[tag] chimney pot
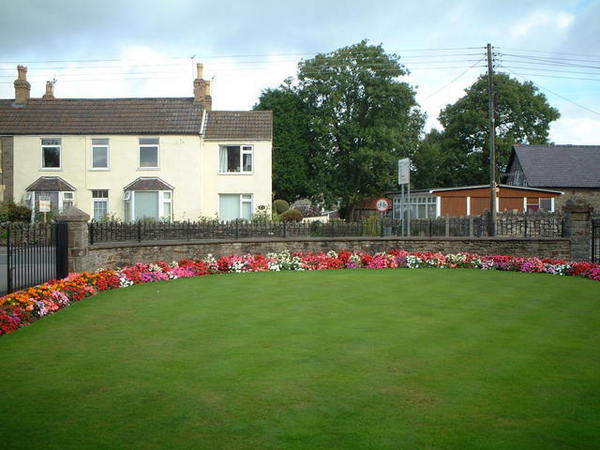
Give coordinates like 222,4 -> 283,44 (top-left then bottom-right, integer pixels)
193,62 -> 211,110
14,65 -> 31,105
42,81 -> 55,100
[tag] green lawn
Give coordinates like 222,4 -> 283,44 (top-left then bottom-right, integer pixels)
1,269 -> 599,449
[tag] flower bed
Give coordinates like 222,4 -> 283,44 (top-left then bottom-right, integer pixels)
1,250 -> 599,336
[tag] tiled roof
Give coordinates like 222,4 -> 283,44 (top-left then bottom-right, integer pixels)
25,176 -> 76,192
203,110 -> 272,140
123,177 -> 174,191
513,145 -> 600,188
0,98 -> 204,135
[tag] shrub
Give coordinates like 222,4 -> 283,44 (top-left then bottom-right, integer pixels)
0,201 -> 32,223
292,199 -> 322,218
281,208 -> 303,222
273,199 -> 290,214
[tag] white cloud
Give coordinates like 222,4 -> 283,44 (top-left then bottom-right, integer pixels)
510,9 -> 574,38
550,117 -> 600,144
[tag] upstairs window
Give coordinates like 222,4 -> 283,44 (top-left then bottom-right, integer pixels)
41,138 -> 61,169
91,139 -> 109,169
219,145 -> 253,173
139,138 -> 159,169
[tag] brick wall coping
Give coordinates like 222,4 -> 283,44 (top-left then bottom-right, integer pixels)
90,236 -> 570,250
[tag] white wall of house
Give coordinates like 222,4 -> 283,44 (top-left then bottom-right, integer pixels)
13,134 -> 272,221
200,139 -> 272,219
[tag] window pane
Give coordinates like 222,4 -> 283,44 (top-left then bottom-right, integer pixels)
163,191 -> 171,200
242,152 -> 252,172
92,146 -> 108,168
242,200 -> 252,220
162,202 -> 171,220
539,198 -> 552,212
93,200 -> 108,221
219,194 -> 240,220
427,204 -> 436,218
42,138 -> 61,146
140,147 -> 158,167
43,147 -> 60,168
92,138 -> 109,145
63,192 -> 74,199
227,146 -> 240,172
134,191 -> 159,220
139,138 -> 159,145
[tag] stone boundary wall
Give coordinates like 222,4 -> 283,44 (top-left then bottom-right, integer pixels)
85,236 -> 571,271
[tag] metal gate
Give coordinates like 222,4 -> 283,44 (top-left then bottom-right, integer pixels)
2,222 -> 69,295
593,218 -> 600,263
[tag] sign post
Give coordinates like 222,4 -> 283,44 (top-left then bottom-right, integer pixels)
375,198 -> 390,237
398,158 -> 411,236
39,199 -> 51,224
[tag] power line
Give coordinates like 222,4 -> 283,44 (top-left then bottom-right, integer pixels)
0,47 -> 484,65
504,69 -> 600,117
500,70 -> 600,82
422,57 -> 485,101
497,47 -> 600,59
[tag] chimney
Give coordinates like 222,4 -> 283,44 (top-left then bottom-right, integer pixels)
42,81 -> 55,100
193,63 -> 212,111
14,65 -> 31,105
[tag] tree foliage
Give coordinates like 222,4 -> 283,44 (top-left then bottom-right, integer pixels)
255,41 -> 424,218
254,83 -> 314,201
414,73 -> 560,188
297,40 -> 424,217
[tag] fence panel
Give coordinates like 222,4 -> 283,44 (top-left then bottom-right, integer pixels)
1,222 -> 68,295
593,218 -> 600,263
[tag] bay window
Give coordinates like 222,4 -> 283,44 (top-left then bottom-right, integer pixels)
124,190 -> 173,221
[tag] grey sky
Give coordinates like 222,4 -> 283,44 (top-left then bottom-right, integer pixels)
1,0 -> 599,143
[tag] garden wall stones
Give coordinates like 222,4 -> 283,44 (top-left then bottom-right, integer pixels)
85,236 -> 571,271
563,200 -> 593,261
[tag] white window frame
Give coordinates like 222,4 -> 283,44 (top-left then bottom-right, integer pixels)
218,193 -> 253,220
90,139 -> 110,170
59,191 -> 74,212
218,145 -> 253,174
125,190 -> 173,221
41,138 -> 62,170
160,191 -> 172,221
138,138 -> 160,170
91,189 -> 109,221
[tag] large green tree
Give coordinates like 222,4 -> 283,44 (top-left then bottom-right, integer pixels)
298,41 -> 424,217
414,73 -> 560,188
297,40 -> 425,218
254,82 -> 314,201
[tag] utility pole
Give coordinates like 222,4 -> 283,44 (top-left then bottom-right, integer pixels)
486,43 -> 497,236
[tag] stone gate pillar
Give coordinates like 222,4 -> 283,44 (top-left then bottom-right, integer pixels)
58,207 -> 90,273
563,200 -> 593,261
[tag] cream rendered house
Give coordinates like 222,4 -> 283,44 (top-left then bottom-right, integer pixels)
0,65 -> 272,222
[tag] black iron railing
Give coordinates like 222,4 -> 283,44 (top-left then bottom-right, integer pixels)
1,222 -> 69,294
88,212 -> 566,244
592,217 -> 600,263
